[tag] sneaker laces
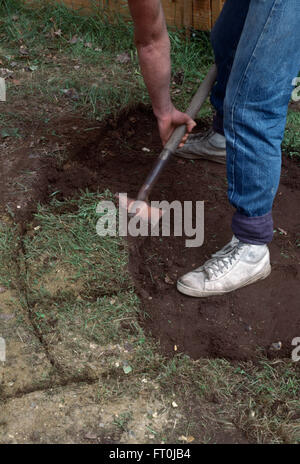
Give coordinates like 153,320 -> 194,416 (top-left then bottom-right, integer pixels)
201,241 -> 244,279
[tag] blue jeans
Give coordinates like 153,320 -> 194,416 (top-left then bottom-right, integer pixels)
210,0 -> 300,244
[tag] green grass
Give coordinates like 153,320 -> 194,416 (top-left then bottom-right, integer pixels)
0,0 -> 213,120
156,355 -> 300,443
283,111 -> 300,159
0,0 -> 134,54
0,0 -> 213,62
24,191 -> 131,300
0,221 -> 21,288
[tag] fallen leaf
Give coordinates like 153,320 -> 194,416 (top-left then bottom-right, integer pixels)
123,363 -> 132,374
85,432 -> 97,440
0,68 -> 13,78
61,88 -> 79,100
19,45 -> 29,56
69,35 -> 78,44
116,52 -> 131,64
54,29 -> 62,37
164,275 -> 174,285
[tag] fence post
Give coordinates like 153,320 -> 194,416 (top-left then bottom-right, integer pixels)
183,0 -> 193,38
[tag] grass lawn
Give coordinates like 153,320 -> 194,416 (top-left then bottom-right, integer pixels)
0,0 -> 299,444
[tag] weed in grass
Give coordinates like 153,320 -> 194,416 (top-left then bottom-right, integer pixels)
113,411 -> 133,432
1,127 -> 22,139
283,111 -> 300,159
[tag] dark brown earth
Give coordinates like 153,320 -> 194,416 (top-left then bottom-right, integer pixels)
1,104 -> 299,361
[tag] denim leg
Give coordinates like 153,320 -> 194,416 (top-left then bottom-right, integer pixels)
210,0 -> 251,134
223,0 -> 300,245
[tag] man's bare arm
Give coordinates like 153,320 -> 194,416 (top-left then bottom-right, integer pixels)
128,0 -> 171,118
128,0 -> 196,145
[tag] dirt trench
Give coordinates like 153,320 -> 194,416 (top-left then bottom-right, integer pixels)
1,104 -> 300,361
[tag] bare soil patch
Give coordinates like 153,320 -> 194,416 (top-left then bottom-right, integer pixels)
1,104 -> 299,362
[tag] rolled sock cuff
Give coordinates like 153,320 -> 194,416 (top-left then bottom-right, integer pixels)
212,112 -> 225,136
232,211 -> 273,245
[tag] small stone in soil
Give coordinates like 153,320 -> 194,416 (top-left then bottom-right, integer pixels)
270,341 -> 282,351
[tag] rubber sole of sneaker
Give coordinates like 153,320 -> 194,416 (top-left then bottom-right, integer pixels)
176,264 -> 271,298
173,151 -> 226,164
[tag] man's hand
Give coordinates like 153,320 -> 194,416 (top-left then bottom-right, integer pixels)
157,105 -> 196,146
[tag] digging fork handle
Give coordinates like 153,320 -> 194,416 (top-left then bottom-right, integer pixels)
137,64 -> 217,202
164,63 -> 217,153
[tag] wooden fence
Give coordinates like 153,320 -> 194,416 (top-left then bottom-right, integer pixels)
53,0 -> 225,31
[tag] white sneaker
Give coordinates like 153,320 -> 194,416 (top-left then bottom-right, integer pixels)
174,129 -> 226,164
177,236 -> 271,297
